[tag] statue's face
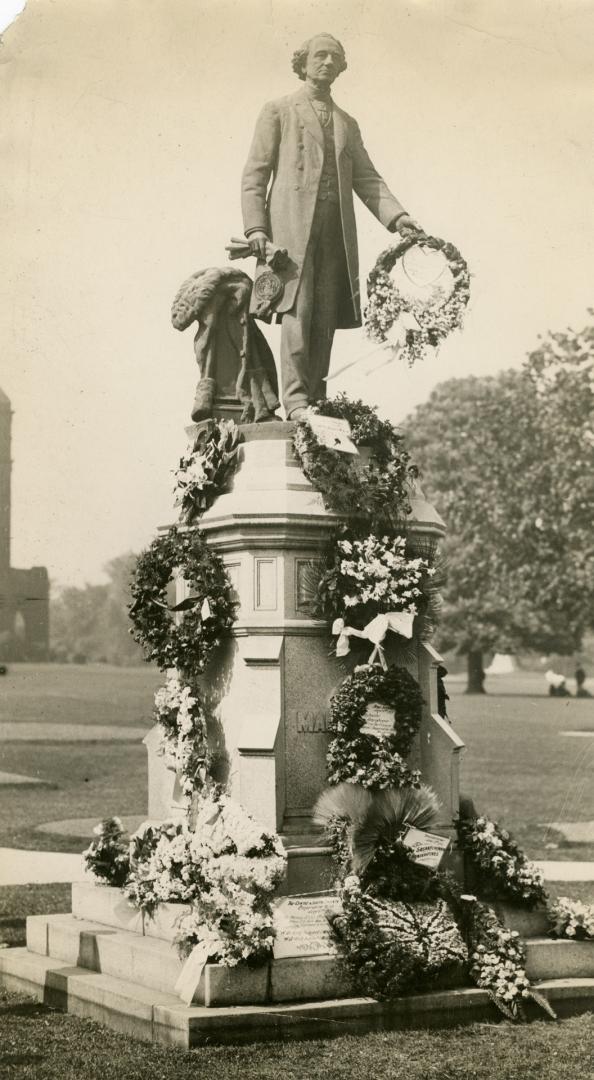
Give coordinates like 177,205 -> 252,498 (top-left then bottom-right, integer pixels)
304,36 -> 343,86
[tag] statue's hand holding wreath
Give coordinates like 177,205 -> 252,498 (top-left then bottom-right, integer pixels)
389,213 -> 426,240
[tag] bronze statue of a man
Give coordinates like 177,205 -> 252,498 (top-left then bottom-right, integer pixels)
241,33 -> 422,420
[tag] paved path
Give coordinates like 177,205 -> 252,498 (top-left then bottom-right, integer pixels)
0,770 -> 48,786
0,722 -> 148,742
535,860 -> 594,882
0,848 -> 91,886
0,847 -> 592,888
544,821 -> 594,844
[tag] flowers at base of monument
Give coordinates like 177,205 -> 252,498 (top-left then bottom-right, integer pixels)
326,664 -> 423,790
83,817 -> 130,888
456,815 -> 548,909
292,394 -> 417,530
124,793 -> 286,966
465,899 -> 556,1022
318,530 -> 434,631
154,673 -> 209,798
315,782 -> 449,906
548,896 -> 594,940
364,235 -> 470,368
173,419 -> 240,524
329,873 -> 468,1001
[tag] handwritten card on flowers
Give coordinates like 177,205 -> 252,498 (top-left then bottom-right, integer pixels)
360,701 -> 396,739
273,894 -> 342,959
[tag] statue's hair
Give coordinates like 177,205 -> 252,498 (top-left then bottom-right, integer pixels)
291,34 -> 347,81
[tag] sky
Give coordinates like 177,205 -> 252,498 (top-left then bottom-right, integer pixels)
1,0 -> 593,588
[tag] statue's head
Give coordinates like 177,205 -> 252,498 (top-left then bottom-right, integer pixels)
292,34 -> 347,86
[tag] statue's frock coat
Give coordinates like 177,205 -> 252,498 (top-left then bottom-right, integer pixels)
241,87 -> 406,328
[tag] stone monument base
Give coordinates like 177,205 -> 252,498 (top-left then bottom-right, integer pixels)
2,880 -> 594,1046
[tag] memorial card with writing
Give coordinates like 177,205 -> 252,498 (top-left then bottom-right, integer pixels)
305,413 -> 358,455
360,701 -> 396,739
272,894 -> 342,960
402,826 -> 450,869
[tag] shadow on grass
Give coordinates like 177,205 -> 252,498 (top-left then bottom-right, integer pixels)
0,998 -> 49,1018
0,1054 -> 46,1066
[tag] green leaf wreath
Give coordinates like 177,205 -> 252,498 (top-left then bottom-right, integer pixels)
128,525 -> 236,679
292,394 -> 417,529
327,664 -> 423,789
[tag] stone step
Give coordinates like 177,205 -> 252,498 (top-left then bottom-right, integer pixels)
71,881 -> 184,942
27,914 -> 188,999
2,946 -> 594,1048
26,913 -> 345,1006
525,937 -> 594,981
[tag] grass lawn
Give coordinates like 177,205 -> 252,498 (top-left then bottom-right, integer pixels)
0,663 -> 161,728
0,884 -> 71,947
0,665 -> 593,1074
0,663 -> 159,851
449,673 -> 594,862
0,986 -> 592,1080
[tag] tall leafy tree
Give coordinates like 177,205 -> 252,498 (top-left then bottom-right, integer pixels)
402,316 -> 594,690
51,552 -> 144,665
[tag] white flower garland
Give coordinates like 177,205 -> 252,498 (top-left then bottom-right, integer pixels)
153,673 -> 209,801
457,815 -> 546,907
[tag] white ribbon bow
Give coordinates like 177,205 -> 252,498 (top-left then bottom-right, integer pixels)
332,610 -> 415,668
385,311 -> 421,354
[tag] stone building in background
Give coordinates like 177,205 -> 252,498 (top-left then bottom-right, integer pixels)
0,387 -> 49,661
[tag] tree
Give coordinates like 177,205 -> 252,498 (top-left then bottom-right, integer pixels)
402,316 -> 594,690
51,551 -> 144,665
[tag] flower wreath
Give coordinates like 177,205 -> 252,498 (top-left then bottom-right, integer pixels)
129,526 -> 236,679
293,394 -> 417,528
174,418 -> 241,525
327,664 -> 423,789
365,235 -> 470,367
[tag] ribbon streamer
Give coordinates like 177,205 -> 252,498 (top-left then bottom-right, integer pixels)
332,610 -> 415,667
174,939 -> 213,1005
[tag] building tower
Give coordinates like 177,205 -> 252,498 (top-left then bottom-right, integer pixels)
0,387 -> 11,578
0,387 -> 49,661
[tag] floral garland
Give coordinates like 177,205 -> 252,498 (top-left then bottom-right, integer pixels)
462,896 -> 555,1021
154,673 -> 209,799
365,235 -> 470,367
128,525 -> 236,679
292,394 -> 417,529
317,529 -> 435,632
174,419 -> 240,525
548,896 -> 594,940
456,815 -> 547,909
123,792 -> 286,964
327,664 -> 423,789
